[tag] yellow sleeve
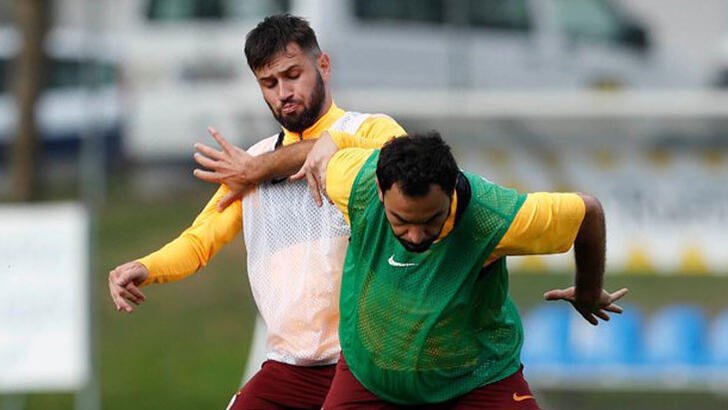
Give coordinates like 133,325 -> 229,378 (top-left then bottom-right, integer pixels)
137,185 -> 242,285
325,148 -> 375,224
329,115 -> 406,149
486,193 -> 585,264
358,114 -> 406,145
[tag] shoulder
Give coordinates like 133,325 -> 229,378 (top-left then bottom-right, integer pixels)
464,173 -> 526,226
361,113 -> 403,130
246,134 -> 279,156
336,110 -> 404,135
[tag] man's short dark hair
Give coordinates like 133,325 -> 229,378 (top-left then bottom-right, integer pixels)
376,132 -> 459,197
244,14 -> 321,72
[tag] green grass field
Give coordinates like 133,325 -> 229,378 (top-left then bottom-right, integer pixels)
3,185 -> 728,409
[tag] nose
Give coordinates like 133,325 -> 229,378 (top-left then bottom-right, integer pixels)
277,80 -> 293,101
403,227 -> 428,245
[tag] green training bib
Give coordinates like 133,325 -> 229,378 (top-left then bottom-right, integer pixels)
340,151 -> 526,404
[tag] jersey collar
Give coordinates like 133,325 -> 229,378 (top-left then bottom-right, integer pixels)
281,102 -> 346,145
436,189 -> 458,241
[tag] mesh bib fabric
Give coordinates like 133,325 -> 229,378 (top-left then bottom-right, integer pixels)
242,112 -> 370,366
340,152 -> 527,404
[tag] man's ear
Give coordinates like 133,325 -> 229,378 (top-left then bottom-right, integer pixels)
376,178 -> 383,202
317,52 -> 331,81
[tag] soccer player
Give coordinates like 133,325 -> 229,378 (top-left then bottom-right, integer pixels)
107,14 -> 405,409
288,131 -> 629,409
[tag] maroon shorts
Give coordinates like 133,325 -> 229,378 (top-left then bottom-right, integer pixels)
227,360 -> 336,409
323,355 -> 541,410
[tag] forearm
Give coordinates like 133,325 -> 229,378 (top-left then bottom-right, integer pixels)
573,194 -> 606,301
138,237 -> 208,285
252,139 -> 316,182
139,185 -> 242,284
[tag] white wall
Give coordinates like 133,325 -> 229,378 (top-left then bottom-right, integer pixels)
622,0 -> 728,84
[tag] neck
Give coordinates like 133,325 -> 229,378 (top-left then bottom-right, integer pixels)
314,93 -> 333,125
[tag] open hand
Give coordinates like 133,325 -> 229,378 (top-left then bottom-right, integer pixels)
544,286 -> 629,326
193,127 -> 256,211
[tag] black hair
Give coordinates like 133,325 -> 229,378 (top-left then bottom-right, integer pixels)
376,132 -> 459,197
244,14 -> 321,72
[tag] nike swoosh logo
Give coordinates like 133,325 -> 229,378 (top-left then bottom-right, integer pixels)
388,255 -> 417,267
512,393 -> 534,402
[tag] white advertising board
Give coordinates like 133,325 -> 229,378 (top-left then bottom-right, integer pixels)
0,202 -> 89,393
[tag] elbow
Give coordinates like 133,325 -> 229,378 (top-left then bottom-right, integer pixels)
580,194 -> 603,219
575,193 -> 605,246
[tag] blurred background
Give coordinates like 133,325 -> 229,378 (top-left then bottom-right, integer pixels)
1,0 -> 728,409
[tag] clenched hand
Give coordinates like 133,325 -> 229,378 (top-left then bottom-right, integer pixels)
108,261 -> 148,313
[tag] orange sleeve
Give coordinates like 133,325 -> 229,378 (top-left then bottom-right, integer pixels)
485,193 -> 585,265
137,185 -> 242,285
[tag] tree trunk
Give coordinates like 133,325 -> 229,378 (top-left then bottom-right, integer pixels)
10,0 -> 49,201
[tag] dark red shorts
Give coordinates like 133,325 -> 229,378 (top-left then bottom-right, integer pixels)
227,360 -> 336,409
323,355 -> 541,410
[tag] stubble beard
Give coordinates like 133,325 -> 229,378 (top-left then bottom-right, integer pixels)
269,71 -> 326,133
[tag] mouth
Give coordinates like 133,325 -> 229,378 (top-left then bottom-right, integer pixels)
281,102 -> 301,115
399,238 -> 435,253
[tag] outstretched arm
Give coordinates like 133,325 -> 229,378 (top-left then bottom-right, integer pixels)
194,127 -> 315,210
195,115 -> 404,210
107,184 -> 242,313
573,194 -> 607,302
544,194 -> 628,325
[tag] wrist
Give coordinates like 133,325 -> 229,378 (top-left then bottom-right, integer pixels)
133,260 -> 152,285
574,287 -> 601,304
324,130 -> 345,149
245,157 -> 264,184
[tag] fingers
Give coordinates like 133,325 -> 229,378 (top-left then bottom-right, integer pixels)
108,262 -> 149,313
543,288 -> 573,301
208,127 -> 235,154
108,279 -> 135,313
217,191 -> 242,212
112,293 -> 134,313
289,166 -> 306,181
545,285 -> 627,325
609,287 -> 629,302
293,160 -> 324,207
594,309 -> 610,322
577,308 -> 599,326
323,188 -> 334,205
194,153 -> 220,170
603,303 -> 623,314
306,171 -> 323,207
194,142 -> 224,161
577,306 -> 598,325
126,283 -> 146,302
318,167 -> 334,205
108,276 -> 125,310
119,287 -> 143,306
290,164 -> 325,207
193,169 -> 221,183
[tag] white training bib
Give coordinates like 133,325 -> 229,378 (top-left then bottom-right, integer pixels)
242,112 -> 370,365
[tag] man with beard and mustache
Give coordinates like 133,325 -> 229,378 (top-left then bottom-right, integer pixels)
107,14 -> 405,409
282,131 -> 629,408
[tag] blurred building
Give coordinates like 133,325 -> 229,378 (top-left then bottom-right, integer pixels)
1,0 -> 726,162
2,0 -> 728,274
